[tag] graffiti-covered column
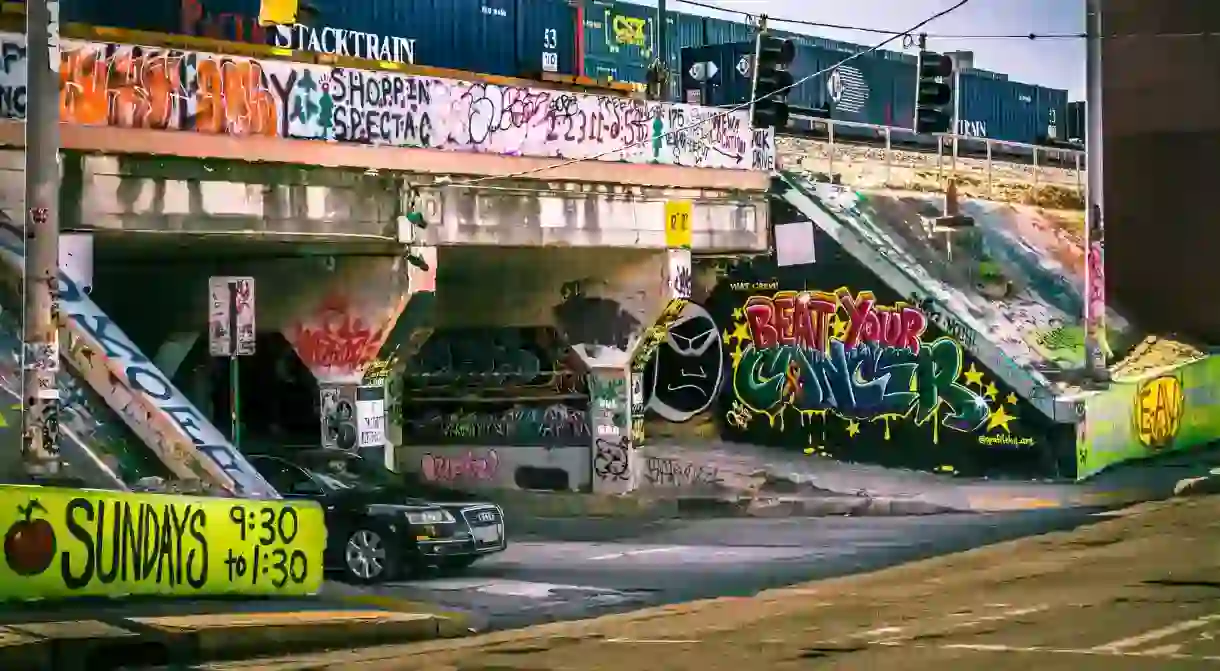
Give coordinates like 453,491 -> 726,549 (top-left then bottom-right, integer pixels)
553,249 -> 690,494
281,250 -> 437,464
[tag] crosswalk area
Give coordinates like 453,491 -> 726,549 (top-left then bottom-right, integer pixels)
836,600 -> 1220,663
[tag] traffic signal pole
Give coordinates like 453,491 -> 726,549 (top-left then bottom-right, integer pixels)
22,0 -> 63,480
747,15 -> 767,125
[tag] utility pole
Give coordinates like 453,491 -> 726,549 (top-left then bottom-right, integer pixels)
1082,0 -> 1108,381
22,0 -> 63,479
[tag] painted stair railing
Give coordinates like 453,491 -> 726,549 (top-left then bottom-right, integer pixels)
777,172 -> 1080,424
0,230 -> 280,498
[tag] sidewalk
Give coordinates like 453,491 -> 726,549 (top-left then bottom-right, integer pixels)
197,492 -> 1220,670
0,592 -> 468,669
485,441 -> 1220,519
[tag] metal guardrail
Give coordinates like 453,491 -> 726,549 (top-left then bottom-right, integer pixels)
785,114 -> 1086,199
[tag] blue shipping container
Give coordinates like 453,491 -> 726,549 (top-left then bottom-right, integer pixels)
36,0 -> 579,80
683,40 -> 1070,148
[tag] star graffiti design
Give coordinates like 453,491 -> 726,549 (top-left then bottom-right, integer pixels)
984,382 -> 998,401
1005,392 -> 1018,406
963,364 -> 985,388
845,420 -> 861,437
986,405 -> 1017,433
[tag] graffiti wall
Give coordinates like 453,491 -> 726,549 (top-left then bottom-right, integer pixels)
409,444 -> 591,491
397,327 -> 588,448
0,33 -> 772,171
1080,354 -> 1220,479
631,226 -> 1069,477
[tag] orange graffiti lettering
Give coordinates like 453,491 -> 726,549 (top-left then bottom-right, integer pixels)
57,45 -> 276,136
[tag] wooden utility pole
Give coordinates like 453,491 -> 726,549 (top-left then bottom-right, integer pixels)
22,0 -> 63,478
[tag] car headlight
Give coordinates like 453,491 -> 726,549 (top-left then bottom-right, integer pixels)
405,509 -> 454,525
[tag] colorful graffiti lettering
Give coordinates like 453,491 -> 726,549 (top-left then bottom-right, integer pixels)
420,449 -> 500,483
727,288 -> 1023,442
1133,375 -> 1184,449
0,33 -> 769,170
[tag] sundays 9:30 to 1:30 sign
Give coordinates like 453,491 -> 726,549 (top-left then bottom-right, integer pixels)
0,485 -> 326,601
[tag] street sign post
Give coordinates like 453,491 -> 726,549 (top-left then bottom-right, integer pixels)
209,276 -> 255,449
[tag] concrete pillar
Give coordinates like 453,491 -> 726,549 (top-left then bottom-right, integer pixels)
554,248 -> 692,493
281,248 -> 437,457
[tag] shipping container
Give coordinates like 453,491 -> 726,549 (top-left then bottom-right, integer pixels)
34,0 -> 579,80
683,40 -> 1070,149
1067,100 -> 1086,143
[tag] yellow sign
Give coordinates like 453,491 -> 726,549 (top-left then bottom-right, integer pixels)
1133,375 -> 1185,449
665,200 -> 693,249
0,486 -> 326,601
259,0 -> 300,26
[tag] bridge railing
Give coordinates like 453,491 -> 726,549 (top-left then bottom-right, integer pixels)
779,115 -> 1086,201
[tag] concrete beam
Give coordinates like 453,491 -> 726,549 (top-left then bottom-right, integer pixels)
0,151 -> 769,253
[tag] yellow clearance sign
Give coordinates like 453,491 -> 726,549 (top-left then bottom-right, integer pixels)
665,200 -> 693,249
0,485 -> 326,601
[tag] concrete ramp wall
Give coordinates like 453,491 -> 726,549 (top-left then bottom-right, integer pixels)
0,232 -> 279,497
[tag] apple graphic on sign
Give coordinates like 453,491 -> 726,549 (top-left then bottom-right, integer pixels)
4,498 -> 56,576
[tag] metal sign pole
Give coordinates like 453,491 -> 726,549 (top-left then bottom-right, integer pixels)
746,15 -> 766,124
228,283 -> 241,449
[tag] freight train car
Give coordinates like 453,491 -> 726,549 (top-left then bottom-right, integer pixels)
26,0 -> 580,80
681,40 -> 1069,155
583,0 -> 1010,96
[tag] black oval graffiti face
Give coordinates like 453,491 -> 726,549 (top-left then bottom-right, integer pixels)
648,303 -> 724,422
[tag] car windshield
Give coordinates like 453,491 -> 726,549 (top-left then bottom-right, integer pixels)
303,453 -> 404,492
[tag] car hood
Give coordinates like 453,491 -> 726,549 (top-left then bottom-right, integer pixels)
328,488 -> 440,509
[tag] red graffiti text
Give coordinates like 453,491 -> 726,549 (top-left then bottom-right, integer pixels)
421,450 -> 500,483
744,288 -> 927,353
289,295 -> 386,375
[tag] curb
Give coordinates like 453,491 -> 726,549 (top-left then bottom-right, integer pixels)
0,609 -> 455,670
325,591 -> 475,636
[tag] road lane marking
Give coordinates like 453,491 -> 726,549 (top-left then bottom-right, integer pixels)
1090,614 -> 1220,652
605,644 -> 702,649
940,642 -> 1220,661
870,605 -> 1049,644
588,546 -> 685,561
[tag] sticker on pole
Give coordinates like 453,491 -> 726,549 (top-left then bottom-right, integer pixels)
209,276 -> 256,357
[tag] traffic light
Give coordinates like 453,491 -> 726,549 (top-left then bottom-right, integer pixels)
752,36 -> 795,129
914,50 -> 954,134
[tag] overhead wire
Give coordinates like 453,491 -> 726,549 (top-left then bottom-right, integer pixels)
673,0 -> 1220,41
445,0 -> 975,187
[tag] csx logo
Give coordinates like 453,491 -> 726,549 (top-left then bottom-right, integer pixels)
612,15 -> 647,47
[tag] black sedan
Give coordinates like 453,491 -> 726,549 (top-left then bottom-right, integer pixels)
248,450 -> 507,584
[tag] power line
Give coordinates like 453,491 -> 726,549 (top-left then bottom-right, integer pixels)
674,0 -> 1219,41
447,0 -> 975,188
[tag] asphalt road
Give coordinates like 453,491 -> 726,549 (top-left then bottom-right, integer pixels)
336,509 -> 1108,632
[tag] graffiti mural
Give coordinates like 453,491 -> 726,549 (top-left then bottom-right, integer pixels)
646,302 -> 724,423
286,294 -> 392,384
398,327 -> 589,447
0,33 -> 771,171
421,449 -> 500,484
718,278 -> 1054,476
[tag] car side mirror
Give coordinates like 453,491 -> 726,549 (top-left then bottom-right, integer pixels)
292,480 -> 323,495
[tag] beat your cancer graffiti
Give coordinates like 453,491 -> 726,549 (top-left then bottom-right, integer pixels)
731,288 -> 1001,433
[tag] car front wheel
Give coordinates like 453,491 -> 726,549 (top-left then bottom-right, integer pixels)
344,528 -> 395,584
